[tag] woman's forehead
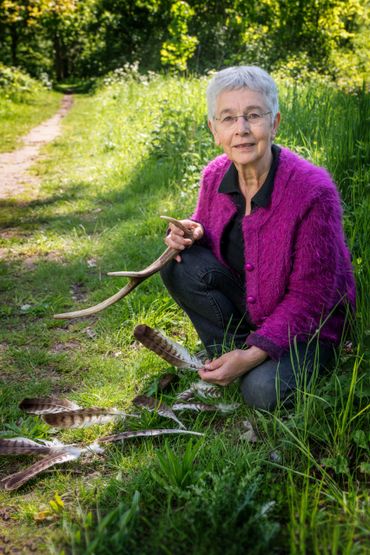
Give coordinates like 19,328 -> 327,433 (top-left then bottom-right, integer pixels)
215,88 -> 266,112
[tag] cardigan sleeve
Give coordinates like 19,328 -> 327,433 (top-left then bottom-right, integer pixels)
246,186 -> 348,360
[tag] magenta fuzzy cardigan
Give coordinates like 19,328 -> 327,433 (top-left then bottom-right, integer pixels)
191,147 -> 356,360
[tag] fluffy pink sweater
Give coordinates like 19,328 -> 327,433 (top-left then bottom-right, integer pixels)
192,147 -> 356,360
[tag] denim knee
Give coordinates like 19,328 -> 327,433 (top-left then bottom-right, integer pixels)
240,366 -> 282,411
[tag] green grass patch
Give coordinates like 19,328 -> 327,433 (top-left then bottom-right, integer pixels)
0,72 -> 369,554
0,88 -> 62,152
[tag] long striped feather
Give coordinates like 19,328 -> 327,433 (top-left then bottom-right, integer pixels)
133,395 -> 185,429
99,428 -> 204,444
0,450 -> 80,491
0,437 -> 52,456
133,325 -> 203,370
19,397 -> 81,414
172,402 -> 240,413
0,441 -> 104,491
42,408 -> 137,429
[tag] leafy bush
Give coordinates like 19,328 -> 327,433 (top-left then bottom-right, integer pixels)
0,63 -> 45,101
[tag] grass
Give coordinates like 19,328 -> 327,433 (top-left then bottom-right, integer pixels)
0,88 -> 62,152
0,70 -> 369,554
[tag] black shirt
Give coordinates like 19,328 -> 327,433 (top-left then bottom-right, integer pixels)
219,144 -> 281,275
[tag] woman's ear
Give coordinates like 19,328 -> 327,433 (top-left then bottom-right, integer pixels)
208,119 -> 221,146
272,112 -> 281,139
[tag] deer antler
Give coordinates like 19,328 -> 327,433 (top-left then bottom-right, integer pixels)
53,216 -> 193,319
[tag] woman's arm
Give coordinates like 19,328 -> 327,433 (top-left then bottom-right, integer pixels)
247,187 -> 351,360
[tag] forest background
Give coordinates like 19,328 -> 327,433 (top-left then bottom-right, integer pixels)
0,0 -> 369,86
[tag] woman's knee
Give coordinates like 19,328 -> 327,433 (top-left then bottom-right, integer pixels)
240,368 -> 280,411
160,245 -> 217,298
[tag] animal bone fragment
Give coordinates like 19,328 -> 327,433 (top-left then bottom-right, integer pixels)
99,428 -> 204,444
133,395 -> 185,429
133,324 -> 203,370
53,216 -> 193,319
0,438 -> 103,491
19,397 -> 81,414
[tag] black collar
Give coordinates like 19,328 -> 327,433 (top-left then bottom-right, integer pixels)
218,144 -> 281,208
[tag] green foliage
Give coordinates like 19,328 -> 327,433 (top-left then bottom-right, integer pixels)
0,0 -> 369,83
160,1 -> 198,72
0,63 -> 43,99
152,438 -> 204,493
0,75 -> 369,553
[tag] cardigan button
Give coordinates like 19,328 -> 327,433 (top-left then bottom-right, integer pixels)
247,296 -> 256,304
245,263 -> 254,271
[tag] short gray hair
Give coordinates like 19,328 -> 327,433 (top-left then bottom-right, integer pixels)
206,66 -> 279,121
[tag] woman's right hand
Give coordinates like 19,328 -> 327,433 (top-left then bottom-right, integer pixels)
165,219 -> 204,262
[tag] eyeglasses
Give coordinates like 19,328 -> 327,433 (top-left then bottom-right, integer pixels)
214,111 -> 272,128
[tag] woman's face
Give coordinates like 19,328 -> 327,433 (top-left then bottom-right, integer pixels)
209,88 -> 280,170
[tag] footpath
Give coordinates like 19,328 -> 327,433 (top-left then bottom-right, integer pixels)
0,94 -> 73,200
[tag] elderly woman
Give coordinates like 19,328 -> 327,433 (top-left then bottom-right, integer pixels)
160,66 -> 355,410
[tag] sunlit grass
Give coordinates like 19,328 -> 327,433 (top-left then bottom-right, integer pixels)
0,89 -> 62,152
0,72 -> 369,554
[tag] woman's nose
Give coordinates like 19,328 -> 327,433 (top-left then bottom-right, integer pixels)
235,115 -> 250,133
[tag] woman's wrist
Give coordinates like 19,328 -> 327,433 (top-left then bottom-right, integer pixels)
240,346 -> 268,370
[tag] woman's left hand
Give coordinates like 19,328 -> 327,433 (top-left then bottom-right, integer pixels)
198,346 -> 268,386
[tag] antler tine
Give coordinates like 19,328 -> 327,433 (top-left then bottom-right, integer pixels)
54,279 -> 141,319
107,217 -> 193,278
53,216 -> 193,319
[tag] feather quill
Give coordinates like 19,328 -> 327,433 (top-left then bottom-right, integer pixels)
133,325 -> 203,370
19,397 -> 81,414
42,407 -> 137,429
172,402 -> 240,414
133,395 -> 185,429
99,428 -> 204,444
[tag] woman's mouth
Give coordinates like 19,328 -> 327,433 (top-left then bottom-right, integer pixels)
233,142 -> 255,149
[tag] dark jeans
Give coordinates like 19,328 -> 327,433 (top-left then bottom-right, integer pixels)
160,245 -> 334,410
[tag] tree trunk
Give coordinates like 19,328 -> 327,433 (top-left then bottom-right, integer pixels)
54,33 -> 63,81
10,26 -> 18,66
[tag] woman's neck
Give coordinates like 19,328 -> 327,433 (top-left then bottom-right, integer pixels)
236,148 -> 273,196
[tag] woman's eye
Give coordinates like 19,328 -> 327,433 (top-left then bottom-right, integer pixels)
248,113 -> 261,121
222,116 -> 234,123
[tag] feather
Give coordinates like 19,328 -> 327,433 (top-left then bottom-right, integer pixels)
176,381 -> 222,401
176,387 -> 195,401
193,381 -> 222,399
133,395 -> 185,429
19,397 -> 81,414
0,437 -> 51,456
133,325 -> 203,370
0,441 -> 104,491
172,402 -> 240,413
158,373 -> 178,392
42,408 -> 136,429
172,402 -> 219,412
0,450 -> 81,491
99,428 -> 204,444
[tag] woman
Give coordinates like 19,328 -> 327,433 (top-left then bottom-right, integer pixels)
160,66 -> 355,410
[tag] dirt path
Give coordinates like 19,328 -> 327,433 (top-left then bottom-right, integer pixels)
0,94 -> 73,200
